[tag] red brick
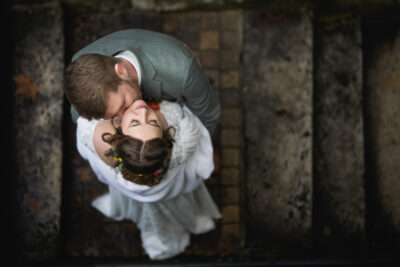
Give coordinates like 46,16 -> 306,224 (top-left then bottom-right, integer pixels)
220,89 -> 240,107
201,12 -> 219,30
221,70 -> 239,88
213,147 -> 220,174
222,205 -> 240,223
221,223 -> 241,240
182,12 -> 202,31
221,108 -> 241,127
221,186 -> 240,204
222,148 -> 240,166
220,49 -> 240,69
200,31 -> 220,50
220,10 -> 241,31
201,50 -> 220,68
221,128 -> 241,147
221,167 -> 240,185
222,31 -> 241,48
163,13 -> 181,33
178,31 -> 200,50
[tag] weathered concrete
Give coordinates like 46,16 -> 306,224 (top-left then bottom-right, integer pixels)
129,0 -> 400,13
364,23 -> 400,241
11,3 -> 64,260
313,16 -> 365,246
243,11 -> 313,246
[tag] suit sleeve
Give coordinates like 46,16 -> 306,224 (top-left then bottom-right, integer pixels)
182,57 -> 221,135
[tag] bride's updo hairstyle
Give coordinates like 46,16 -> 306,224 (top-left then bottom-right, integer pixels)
102,120 -> 175,186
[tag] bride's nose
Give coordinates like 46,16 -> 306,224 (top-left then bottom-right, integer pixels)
132,106 -> 149,118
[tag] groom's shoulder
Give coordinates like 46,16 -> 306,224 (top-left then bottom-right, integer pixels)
72,29 -> 191,63
101,29 -> 181,45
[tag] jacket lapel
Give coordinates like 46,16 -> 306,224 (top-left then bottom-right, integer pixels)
135,51 -> 161,101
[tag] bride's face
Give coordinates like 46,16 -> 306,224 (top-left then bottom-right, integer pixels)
121,100 -> 163,141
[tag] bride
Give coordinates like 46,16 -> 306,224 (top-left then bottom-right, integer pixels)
76,99 -> 221,260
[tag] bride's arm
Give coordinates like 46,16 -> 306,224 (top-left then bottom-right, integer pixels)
92,120 -> 117,167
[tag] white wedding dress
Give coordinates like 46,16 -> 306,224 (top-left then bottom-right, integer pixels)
76,101 -> 221,260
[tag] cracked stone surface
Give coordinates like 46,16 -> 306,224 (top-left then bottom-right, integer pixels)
313,18 -> 366,246
242,11 -> 313,247
12,3 -> 64,260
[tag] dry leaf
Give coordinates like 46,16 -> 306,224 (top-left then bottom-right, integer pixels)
76,167 -> 92,183
13,73 -> 40,102
27,198 -> 38,214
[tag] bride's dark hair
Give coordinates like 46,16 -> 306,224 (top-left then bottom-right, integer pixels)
102,119 -> 175,186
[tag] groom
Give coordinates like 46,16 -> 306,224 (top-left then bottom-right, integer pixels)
64,29 -> 220,135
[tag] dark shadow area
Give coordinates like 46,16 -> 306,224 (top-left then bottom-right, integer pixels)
312,12 -> 366,253
59,2 -> 74,261
362,16 -> 400,255
2,0 -> 19,263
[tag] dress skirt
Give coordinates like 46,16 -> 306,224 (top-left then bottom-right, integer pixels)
92,181 -> 221,260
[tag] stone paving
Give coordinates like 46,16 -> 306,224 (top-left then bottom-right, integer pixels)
7,1 -> 400,265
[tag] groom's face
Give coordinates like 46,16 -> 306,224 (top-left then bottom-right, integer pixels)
104,80 -> 142,119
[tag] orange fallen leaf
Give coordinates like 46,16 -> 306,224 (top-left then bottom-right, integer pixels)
299,6 -> 308,13
76,167 -> 92,182
265,10 -> 283,23
27,198 -> 38,213
13,73 -> 40,102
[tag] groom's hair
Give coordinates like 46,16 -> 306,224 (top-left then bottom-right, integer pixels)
64,54 -> 123,119
102,125 -> 176,186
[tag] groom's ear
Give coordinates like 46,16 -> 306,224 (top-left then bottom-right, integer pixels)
114,63 -> 129,80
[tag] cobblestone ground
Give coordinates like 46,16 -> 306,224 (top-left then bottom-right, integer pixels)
62,10 -> 243,261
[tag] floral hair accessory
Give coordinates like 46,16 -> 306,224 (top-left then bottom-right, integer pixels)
114,163 -> 123,174
148,101 -> 160,110
113,156 -> 123,162
105,150 -> 124,174
153,167 -> 163,176
105,147 -> 172,177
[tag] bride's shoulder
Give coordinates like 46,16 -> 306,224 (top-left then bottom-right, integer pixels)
77,117 -> 100,145
76,117 -> 116,166
159,100 -> 182,112
93,120 -> 115,141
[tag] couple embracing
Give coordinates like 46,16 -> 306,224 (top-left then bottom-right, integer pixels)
64,29 -> 222,260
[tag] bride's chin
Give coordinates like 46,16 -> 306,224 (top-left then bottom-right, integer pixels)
133,99 -> 147,106
125,100 -> 145,114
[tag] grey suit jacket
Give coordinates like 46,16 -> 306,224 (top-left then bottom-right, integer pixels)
71,29 -> 220,135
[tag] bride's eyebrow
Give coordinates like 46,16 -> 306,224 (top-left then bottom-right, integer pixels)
130,120 -> 160,128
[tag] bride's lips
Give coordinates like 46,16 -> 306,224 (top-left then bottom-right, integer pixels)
135,105 -> 148,110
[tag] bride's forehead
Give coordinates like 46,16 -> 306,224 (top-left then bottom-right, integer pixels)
122,124 -> 162,141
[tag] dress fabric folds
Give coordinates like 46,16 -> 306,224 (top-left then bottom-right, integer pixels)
76,101 -> 221,260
